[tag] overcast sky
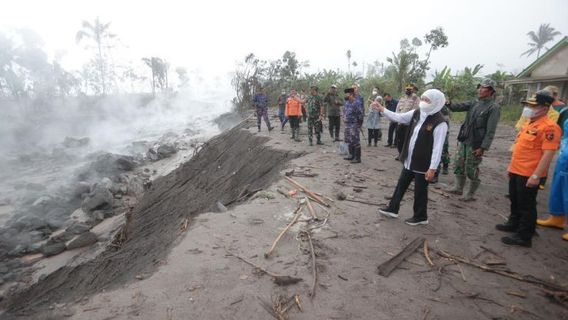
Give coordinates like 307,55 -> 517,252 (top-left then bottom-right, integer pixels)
1,0 -> 567,84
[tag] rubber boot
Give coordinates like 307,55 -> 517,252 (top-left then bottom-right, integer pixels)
290,127 -> 295,139
447,175 -> 466,195
350,147 -> 361,163
344,146 -> 354,161
316,134 -> 324,145
537,215 -> 566,229
294,128 -> 301,142
460,180 -> 480,202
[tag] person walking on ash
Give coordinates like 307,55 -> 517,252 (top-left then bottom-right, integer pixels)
373,89 -> 448,226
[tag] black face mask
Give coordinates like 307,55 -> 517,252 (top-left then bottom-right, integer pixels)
405,90 -> 412,96
344,96 -> 350,101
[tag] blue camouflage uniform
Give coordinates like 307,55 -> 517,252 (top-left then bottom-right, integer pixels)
253,92 -> 272,131
344,98 -> 364,148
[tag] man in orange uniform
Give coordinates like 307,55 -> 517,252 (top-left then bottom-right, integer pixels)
285,89 -> 304,142
496,90 -> 561,247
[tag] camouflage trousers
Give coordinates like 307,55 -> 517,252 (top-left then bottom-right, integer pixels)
441,134 -> 450,168
256,107 -> 271,129
453,143 -> 483,182
344,123 -> 361,148
307,117 -> 323,142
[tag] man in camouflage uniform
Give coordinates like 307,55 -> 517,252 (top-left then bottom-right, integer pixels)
277,90 -> 289,131
343,87 -> 364,163
306,86 -> 325,146
446,78 -> 501,201
395,84 -> 420,157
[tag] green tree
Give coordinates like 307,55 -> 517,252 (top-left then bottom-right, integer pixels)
76,17 -> 116,95
521,23 -> 561,58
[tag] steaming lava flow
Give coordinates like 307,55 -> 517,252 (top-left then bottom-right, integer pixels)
2,124 -> 299,317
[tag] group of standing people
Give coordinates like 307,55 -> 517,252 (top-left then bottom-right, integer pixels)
255,80 -> 568,247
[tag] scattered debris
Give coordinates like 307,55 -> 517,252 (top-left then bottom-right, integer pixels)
378,237 -> 425,277
265,203 -> 303,258
423,240 -> 434,267
284,176 -> 329,207
228,251 -> 302,286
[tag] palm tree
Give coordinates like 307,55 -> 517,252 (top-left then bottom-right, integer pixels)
521,23 -> 561,59
76,17 -> 115,95
386,50 -> 412,94
346,50 -> 351,73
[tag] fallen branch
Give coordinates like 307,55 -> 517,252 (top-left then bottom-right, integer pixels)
423,240 -> 434,267
265,203 -> 303,258
437,250 -> 568,293
228,251 -> 302,286
343,198 -> 381,206
378,237 -> 426,277
314,192 -> 335,203
284,176 -> 329,207
305,197 -> 319,220
304,231 -> 317,300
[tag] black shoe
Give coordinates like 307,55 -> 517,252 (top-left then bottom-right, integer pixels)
384,144 -> 392,147
501,235 -> 532,248
268,126 -> 274,132
317,140 -> 324,145
344,146 -> 355,161
334,138 -> 341,142
495,221 -> 518,232
394,156 -> 400,161
378,206 -> 398,218
257,127 -> 261,132
405,217 -> 429,226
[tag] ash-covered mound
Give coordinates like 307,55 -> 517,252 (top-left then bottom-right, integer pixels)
4,126 -> 299,317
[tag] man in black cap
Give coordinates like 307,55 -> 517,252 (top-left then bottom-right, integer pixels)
446,78 -> 501,201
324,84 -> 343,141
343,88 -> 364,163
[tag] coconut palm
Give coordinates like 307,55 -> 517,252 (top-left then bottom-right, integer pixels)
76,17 -> 116,95
521,23 -> 561,59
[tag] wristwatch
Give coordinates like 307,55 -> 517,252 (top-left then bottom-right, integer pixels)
530,174 -> 539,180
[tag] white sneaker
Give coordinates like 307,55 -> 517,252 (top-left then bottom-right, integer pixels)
378,208 -> 399,218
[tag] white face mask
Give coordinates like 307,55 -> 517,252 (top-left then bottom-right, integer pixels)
522,106 -> 537,118
419,100 -> 436,115
372,90 -> 378,95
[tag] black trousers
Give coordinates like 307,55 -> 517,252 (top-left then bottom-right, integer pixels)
367,129 -> 381,145
387,168 -> 429,220
387,122 -> 397,146
328,116 -> 341,139
288,116 -> 300,129
396,124 -> 408,154
508,173 -> 539,240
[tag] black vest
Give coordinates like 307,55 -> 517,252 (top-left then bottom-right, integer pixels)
400,110 -> 445,172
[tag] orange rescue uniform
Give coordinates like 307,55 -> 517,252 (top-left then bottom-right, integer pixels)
508,116 -> 561,177
285,97 -> 302,117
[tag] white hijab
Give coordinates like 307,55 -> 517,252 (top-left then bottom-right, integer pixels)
419,89 -> 446,116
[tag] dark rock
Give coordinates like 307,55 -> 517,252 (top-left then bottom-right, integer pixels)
81,185 -> 113,213
156,144 -> 177,158
115,156 -> 136,171
63,137 -> 90,148
65,222 -> 91,235
66,232 -> 97,250
41,242 -> 66,257
8,245 -> 26,257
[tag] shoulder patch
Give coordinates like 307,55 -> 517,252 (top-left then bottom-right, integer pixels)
545,131 -> 555,141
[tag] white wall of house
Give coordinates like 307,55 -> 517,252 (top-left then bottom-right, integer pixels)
531,45 -> 568,78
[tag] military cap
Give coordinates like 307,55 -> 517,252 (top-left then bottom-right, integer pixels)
310,85 -> 319,91
331,84 -> 337,88
522,90 -> 554,107
477,78 -> 497,90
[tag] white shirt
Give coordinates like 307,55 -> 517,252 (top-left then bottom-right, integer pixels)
382,109 -> 448,173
